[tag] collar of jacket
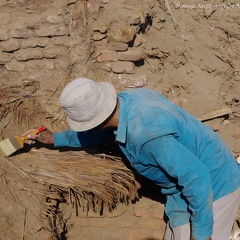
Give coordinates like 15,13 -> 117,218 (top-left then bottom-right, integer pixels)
114,96 -> 127,143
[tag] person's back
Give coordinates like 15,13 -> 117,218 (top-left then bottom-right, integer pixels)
117,87 -> 239,200
117,87 -> 240,239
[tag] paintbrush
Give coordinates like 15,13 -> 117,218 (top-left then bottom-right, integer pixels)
0,126 -> 46,157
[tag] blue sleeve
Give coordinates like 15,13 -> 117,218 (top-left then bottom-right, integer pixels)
139,135 -> 213,240
53,128 -> 115,148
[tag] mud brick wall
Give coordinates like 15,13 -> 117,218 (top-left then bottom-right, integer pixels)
93,21 -> 148,88
89,0 -> 156,89
0,1 -> 71,93
65,195 -> 166,240
0,0 -> 155,90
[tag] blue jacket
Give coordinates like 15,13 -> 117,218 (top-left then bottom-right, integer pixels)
54,88 -> 240,240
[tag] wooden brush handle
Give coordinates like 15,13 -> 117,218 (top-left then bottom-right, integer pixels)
30,126 -> 46,135
23,126 -> 46,140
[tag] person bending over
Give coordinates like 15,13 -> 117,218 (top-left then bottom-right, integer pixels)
26,78 -> 240,240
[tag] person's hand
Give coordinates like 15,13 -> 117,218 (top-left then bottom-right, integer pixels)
22,126 -> 54,145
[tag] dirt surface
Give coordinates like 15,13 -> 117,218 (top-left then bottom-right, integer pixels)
0,0 -> 240,240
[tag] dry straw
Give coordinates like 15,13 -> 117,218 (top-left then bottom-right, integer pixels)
23,150 -> 140,214
9,149 -> 141,238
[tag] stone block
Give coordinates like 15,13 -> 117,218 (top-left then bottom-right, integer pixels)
51,36 -> 70,47
137,217 -> 161,230
131,197 -> 154,217
151,203 -> 165,220
93,32 -> 106,41
0,28 -> 10,41
100,62 -> 112,72
133,34 -> 143,47
107,24 -> 137,43
112,61 -> 135,73
118,49 -> 144,61
103,227 -> 124,239
46,15 -> 63,24
0,39 -> 20,52
43,47 -> 69,59
0,52 -> 13,64
108,42 -> 128,52
35,25 -> 68,37
75,227 -> 103,239
26,59 -> 55,70
14,49 -> 44,61
21,38 -> 49,48
131,207 -> 149,218
118,74 -> 147,88
124,228 -> 155,240
152,227 -> 165,240
119,9 -> 142,25
5,59 -> 26,72
94,39 -> 108,48
97,50 -> 118,62
12,25 -> 32,39
90,218 -> 112,228
114,213 -> 138,228
103,203 -> 132,217
55,58 -> 70,69
93,21 -> 109,33
71,218 -> 91,227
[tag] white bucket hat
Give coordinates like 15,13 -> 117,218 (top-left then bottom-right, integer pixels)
60,78 -> 117,131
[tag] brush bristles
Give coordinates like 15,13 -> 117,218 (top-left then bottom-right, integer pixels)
0,138 -> 22,156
